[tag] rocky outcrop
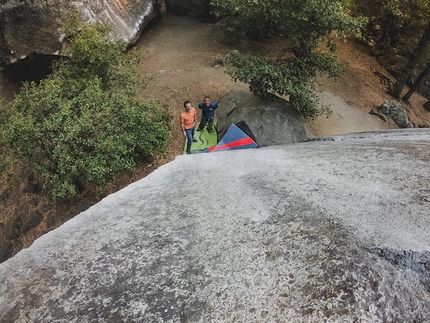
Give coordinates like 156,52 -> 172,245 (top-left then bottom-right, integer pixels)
165,0 -> 210,17
0,0 -> 162,64
375,100 -> 414,128
1,129 -> 429,322
216,90 -> 313,146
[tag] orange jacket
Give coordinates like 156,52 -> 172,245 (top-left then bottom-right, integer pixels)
180,107 -> 197,130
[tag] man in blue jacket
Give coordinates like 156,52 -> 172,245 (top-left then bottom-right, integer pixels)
196,96 -> 218,133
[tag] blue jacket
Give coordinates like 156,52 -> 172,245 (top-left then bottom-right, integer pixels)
198,101 -> 218,119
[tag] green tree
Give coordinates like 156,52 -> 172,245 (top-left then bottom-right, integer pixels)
211,0 -> 362,119
346,0 -> 430,100
389,21 -> 430,98
1,22 -> 172,201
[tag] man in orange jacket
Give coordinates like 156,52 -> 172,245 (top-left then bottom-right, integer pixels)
180,100 -> 198,154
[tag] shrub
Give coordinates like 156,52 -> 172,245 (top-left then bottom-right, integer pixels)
1,23 -> 172,201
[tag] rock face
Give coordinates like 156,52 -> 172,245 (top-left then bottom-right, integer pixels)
377,99 -> 414,128
0,0 -> 161,64
216,90 -> 313,146
1,129 -> 429,322
165,0 -> 210,17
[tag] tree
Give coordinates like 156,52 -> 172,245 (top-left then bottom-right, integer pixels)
389,20 -> 430,98
345,0 -> 430,100
402,63 -> 429,102
211,0 -> 362,119
345,0 -> 430,49
1,22 -> 172,201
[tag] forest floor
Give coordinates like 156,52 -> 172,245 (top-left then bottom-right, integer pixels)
1,8 -> 430,261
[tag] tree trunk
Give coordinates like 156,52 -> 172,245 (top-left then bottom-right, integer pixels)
402,66 -> 430,102
390,21 -> 430,98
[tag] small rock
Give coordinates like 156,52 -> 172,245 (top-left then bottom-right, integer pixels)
5,216 -> 22,240
0,241 -> 14,263
21,212 -> 43,234
46,215 -> 58,229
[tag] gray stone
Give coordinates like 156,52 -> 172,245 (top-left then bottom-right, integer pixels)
0,0 -> 162,64
0,129 -> 429,322
216,90 -> 313,146
0,242 -> 14,264
377,99 -> 414,128
4,216 -> 21,240
21,212 -> 43,234
211,17 -> 249,46
165,0 -> 210,17
46,215 -> 58,229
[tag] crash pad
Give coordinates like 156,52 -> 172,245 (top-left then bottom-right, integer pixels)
183,122 -> 218,154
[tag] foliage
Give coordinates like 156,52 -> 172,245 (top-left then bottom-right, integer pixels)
1,22 -> 172,201
345,0 -> 430,99
211,0 -> 362,118
345,0 -> 430,50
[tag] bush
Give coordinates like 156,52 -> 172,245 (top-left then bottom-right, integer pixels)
1,23 -> 172,201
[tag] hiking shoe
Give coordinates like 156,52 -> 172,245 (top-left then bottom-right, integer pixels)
193,138 -> 198,142
207,128 -> 212,133
187,150 -> 192,154
196,128 -> 203,132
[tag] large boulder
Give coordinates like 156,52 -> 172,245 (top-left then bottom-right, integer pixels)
0,0 -> 162,64
0,130 -> 430,321
377,100 -> 414,128
216,90 -> 313,146
165,0 -> 210,17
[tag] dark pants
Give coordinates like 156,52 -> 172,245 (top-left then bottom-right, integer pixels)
198,117 -> 214,131
185,126 -> 195,154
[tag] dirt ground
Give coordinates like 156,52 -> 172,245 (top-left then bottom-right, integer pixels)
1,8 -> 430,261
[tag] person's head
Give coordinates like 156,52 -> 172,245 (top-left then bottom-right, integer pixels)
203,96 -> 211,106
184,100 -> 192,110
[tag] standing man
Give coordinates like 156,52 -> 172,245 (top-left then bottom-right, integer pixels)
197,96 -> 218,133
180,100 -> 198,154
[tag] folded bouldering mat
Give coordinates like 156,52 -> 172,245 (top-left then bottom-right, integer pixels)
209,123 -> 258,152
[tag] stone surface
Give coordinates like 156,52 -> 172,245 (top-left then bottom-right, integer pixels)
377,99 -> 414,128
165,0 -> 210,17
0,129 -> 429,322
216,90 -> 313,146
0,0 -> 161,64
211,17 -> 249,46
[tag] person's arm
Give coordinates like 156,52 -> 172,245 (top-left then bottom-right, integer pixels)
181,122 -> 186,136
212,102 -> 219,110
180,115 -> 186,136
